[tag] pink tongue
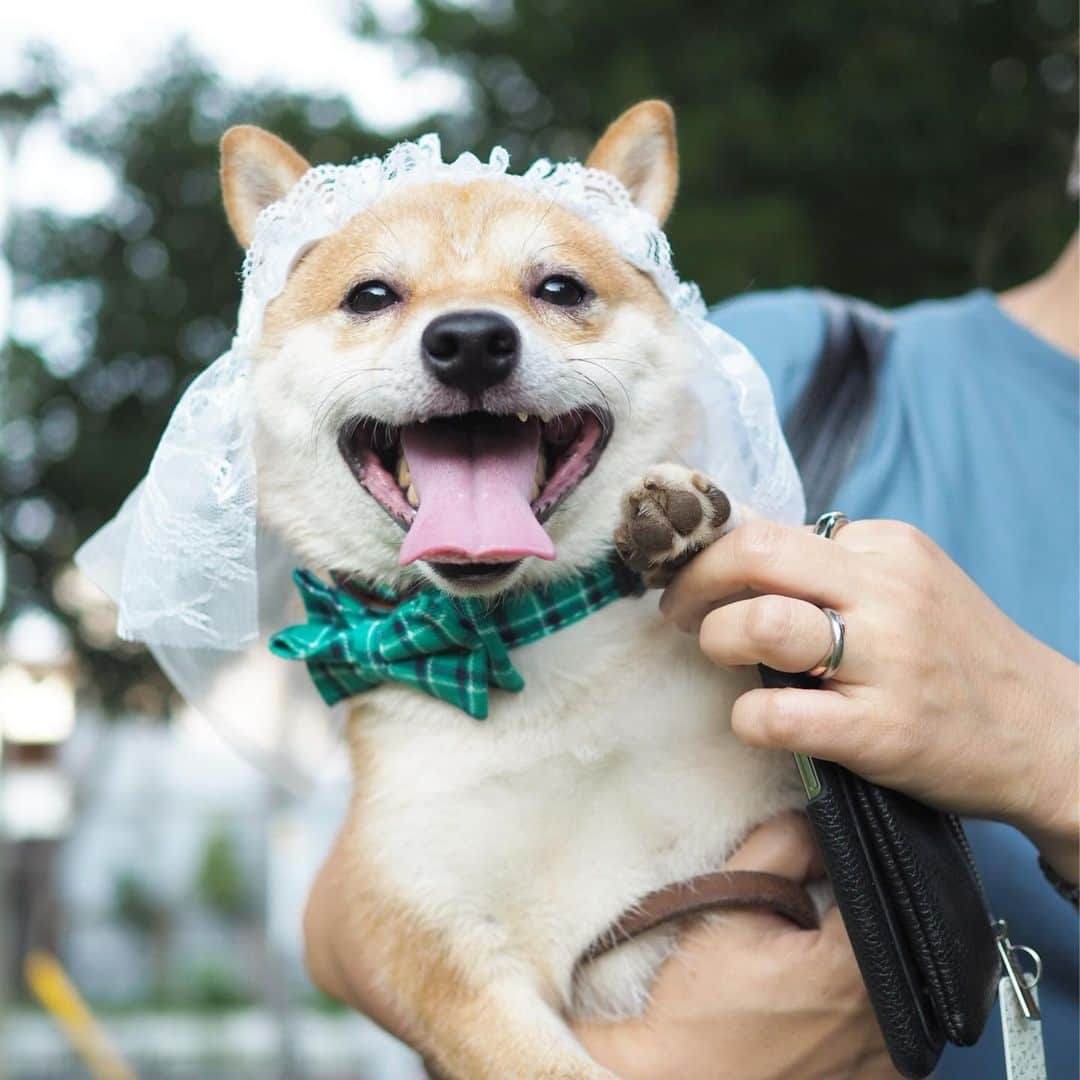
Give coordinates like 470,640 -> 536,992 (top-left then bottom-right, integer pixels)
398,416 -> 555,566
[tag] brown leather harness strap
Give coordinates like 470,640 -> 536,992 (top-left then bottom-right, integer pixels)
423,872 -> 818,1080
580,869 -> 819,967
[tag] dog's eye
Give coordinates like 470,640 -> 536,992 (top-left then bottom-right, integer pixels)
343,280 -> 400,314
535,275 -> 588,308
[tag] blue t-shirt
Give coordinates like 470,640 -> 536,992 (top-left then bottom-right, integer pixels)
711,288 -> 1079,1079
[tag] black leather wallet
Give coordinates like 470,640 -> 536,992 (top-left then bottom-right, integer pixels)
761,667 -> 1001,1078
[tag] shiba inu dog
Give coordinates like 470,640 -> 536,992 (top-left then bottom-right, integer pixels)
220,101 -> 804,1080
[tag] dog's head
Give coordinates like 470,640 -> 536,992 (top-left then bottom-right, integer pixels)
220,101 -> 695,596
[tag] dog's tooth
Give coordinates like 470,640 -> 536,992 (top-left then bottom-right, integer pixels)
405,484 -> 420,508
530,480 -> 541,500
397,457 -> 411,488
516,411 -> 529,423
535,455 -> 547,483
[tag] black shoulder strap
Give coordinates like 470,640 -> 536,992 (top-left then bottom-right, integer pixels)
783,291 -> 895,521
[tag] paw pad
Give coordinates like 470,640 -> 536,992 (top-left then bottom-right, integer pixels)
614,465 -> 732,588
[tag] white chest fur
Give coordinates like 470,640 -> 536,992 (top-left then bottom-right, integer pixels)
349,593 -> 804,1019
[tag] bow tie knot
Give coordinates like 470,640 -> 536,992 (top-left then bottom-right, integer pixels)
269,557 -> 641,720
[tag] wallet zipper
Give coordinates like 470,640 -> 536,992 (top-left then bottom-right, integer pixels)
947,814 -> 1044,1024
945,812 -> 988,902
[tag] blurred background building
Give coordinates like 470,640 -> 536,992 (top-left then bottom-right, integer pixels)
0,0 -> 1076,1076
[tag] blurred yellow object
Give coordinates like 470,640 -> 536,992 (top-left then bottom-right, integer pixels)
24,950 -> 138,1080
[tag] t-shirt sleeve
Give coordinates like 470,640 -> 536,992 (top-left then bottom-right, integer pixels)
708,288 -> 827,422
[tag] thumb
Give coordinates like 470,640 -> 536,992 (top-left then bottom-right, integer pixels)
724,810 -> 825,882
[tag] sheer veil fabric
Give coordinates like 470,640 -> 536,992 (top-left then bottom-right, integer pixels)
76,134 -> 805,789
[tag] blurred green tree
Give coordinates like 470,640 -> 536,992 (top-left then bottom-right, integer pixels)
184,958 -> 253,1011
195,819 -> 252,922
411,0 -> 1078,300
112,869 -> 173,1000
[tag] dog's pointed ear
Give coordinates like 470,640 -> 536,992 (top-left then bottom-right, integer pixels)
220,126 -> 310,248
586,100 -> 678,224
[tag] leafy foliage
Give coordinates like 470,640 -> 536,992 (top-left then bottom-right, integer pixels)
113,869 -> 167,935
183,959 -> 255,1011
195,819 -> 252,921
411,0 -> 1078,300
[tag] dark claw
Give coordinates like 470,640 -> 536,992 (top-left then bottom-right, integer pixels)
705,485 -> 731,527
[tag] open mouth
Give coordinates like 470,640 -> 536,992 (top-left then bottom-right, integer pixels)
339,409 -> 612,572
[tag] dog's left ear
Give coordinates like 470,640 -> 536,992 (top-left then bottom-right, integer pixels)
586,100 -> 678,225
220,125 -> 311,248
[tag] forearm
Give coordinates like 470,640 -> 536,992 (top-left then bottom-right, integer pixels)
1006,636 -> 1080,884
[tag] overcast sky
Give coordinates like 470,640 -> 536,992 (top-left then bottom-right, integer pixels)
2,0 -> 465,215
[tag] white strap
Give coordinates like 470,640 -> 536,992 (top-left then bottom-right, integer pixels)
1000,977 -> 1047,1080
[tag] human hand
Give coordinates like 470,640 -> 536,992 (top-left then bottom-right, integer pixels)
575,813 -> 896,1080
660,517 -> 1080,881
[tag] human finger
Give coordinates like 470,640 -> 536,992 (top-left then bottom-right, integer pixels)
699,594 -> 859,681
731,686 -> 876,769
659,520 -> 865,632
725,810 -> 825,881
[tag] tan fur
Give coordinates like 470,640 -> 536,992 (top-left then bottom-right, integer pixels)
220,125 -> 310,248
585,100 -> 678,224
259,178 -> 675,357
343,719 -> 613,1080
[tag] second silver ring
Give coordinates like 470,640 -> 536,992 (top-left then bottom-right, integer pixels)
807,607 -> 846,680
814,510 -> 850,539
808,510 -> 849,679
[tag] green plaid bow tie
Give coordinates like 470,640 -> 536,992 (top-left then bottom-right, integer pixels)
268,556 -> 643,720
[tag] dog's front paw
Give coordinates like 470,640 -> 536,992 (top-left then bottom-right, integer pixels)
614,464 -> 732,589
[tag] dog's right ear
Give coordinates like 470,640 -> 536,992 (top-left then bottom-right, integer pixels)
220,126 -> 310,248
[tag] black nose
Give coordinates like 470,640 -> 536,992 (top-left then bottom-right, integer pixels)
421,310 -> 520,395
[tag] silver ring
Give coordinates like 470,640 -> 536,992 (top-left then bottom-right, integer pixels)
807,607 -> 845,680
814,511 -> 850,539
807,513 -> 848,677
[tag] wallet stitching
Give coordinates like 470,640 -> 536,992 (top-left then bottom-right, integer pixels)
835,772 -> 944,1059
862,786 -> 965,1040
